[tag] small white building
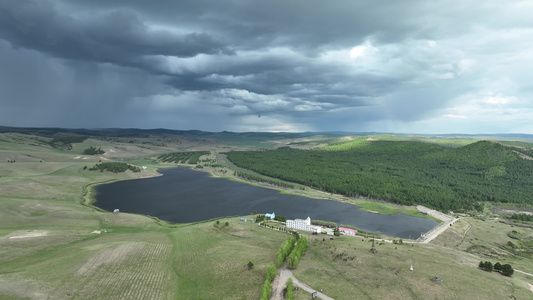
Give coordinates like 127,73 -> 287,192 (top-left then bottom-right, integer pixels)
265,212 -> 276,219
286,217 -> 322,233
338,227 -> 357,235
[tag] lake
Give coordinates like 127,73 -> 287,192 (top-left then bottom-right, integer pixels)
94,168 -> 438,238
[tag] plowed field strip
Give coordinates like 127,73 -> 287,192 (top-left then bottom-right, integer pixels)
63,243 -> 172,300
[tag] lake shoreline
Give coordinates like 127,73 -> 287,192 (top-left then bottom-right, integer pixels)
93,167 -> 439,238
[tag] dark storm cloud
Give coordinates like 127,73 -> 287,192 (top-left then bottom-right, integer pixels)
66,0 -> 423,48
0,1 -> 231,67
0,0 -> 531,133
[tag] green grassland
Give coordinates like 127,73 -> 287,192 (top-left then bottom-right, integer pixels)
0,132 -> 290,299
2,130 -> 533,299
293,233 -> 533,299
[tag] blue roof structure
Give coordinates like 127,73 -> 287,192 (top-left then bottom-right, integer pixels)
265,212 -> 275,219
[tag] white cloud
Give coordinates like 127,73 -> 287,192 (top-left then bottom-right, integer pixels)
443,92 -> 528,123
349,43 -> 378,59
294,104 -> 323,111
349,46 -> 366,58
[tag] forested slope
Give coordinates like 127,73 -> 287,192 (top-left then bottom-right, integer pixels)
226,140 -> 533,211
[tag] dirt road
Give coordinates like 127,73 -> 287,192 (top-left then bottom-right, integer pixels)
270,266 -> 291,300
270,267 -> 334,300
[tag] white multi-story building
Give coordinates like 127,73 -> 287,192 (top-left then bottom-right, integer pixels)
286,217 -> 321,233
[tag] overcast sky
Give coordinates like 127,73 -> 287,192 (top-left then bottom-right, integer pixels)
1,0 -> 532,133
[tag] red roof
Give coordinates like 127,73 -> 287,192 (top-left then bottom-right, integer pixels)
338,227 -> 357,233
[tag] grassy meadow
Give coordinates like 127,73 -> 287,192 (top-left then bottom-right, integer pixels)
1,131 -> 533,299
0,133 -> 287,299
293,232 -> 533,299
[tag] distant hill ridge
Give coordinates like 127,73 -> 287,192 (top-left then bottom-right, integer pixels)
1,126 -> 532,141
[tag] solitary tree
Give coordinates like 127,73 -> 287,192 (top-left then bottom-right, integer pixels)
333,228 -> 340,236
247,261 -> 254,269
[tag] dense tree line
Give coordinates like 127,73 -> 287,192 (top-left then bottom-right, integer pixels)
235,171 -> 296,189
158,151 -> 210,164
311,219 -> 337,228
510,213 -> 533,222
274,214 -> 287,222
47,136 -> 87,150
83,147 -> 105,155
275,236 -> 296,267
226,141 -> 533,211
287,236 -> 308,269
260,263 -> 277,300
89,162 -> 140,173
286,278 -> 294,300
199,158 -> 224,168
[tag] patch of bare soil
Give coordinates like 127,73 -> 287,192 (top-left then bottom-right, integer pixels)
0,276 -> 49,300
500,209 -> 533,216
5,230 -> 48,239
270,274 -> 282,300
513,150 -> 533,160
270,269 -> 290,300
528,283 -> 533,294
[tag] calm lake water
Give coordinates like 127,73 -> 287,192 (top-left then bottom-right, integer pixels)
94,168 -> 438,238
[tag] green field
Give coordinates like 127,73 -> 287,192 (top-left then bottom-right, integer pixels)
2,130 -> 533,299
293,233 -> 533,299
